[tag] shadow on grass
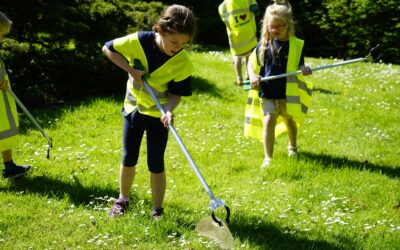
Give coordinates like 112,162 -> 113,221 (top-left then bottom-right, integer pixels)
16,75 -> 221,135
0,174 -> 118,205
229,214 -> 351,249
16,95 -> 123,134
313,87 -> 340,95
300,151 -> 399,178
164,206 -> 352,249
191,75 -> 222,98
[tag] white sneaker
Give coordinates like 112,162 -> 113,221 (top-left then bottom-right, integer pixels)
260,158 -> 272,168
288,146 -> 298,157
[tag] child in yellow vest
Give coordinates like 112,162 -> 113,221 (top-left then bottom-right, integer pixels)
247,0 -> 312,168
102,5 -> 197,219
0,11 -> 31,179
219,0 -> 260,85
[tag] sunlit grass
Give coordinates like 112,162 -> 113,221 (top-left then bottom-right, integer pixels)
0,51 -> 399,249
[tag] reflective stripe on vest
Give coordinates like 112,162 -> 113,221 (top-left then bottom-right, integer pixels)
0,90 -> 19,139
0,60 -> 19,141
219,0 -> 257,55
118,33 -> 195,118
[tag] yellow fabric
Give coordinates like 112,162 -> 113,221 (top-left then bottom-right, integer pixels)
112,32 -> 195,117
218,0 -> 258,56
0,59 -> 19,151
244,89 -> 263,142
244,36 -> 313,142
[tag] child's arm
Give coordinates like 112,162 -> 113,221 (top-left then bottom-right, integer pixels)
161,93 -> 181,128
102,45 -> 145,82
247,60 -> 260,89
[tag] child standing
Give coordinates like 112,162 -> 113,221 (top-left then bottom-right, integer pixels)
0,11 -> 31,179
102,5 -> 197,219
218,0 -> 260,85
247,0 -> 312,168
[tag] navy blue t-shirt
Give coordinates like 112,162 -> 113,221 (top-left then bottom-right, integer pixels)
105,31 -> 192,96
257,40 -> 304,99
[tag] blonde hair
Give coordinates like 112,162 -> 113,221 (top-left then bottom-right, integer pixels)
0,11 -> 12,34
258,0 -> 295,66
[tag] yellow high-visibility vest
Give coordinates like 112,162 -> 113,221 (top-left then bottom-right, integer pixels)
112,32 -> 195,118
244,36 -> 313,141
219,0 -> 258,56
0,59 -> 19,151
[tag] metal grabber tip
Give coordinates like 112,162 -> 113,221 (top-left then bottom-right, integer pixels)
365,44 -> 381,62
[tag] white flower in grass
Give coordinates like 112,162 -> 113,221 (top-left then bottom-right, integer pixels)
364,224 -> 373,230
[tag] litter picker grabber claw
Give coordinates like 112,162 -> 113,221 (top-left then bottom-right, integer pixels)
242,44 -> 381,90
7,88 -> 53,159
133,59 -> 231,225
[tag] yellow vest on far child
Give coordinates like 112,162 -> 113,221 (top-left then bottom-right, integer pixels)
219,0 -> 258,56
244,36 -> 313,142
0,59 -> 19,151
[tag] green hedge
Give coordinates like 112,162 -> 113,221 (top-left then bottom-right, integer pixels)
0,0 -> 165,105
294,0 -> 399,61
0,0 -> 398,104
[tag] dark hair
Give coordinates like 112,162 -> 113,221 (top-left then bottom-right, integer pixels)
153,5 -> 197,41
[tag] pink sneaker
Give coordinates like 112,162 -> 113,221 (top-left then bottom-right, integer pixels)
150,208 -> 164,220
109,199 -> 129,218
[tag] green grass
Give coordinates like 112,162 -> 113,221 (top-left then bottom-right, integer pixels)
0,50 -> 399,249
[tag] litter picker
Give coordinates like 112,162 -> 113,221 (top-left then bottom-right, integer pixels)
134,59 -> 233,248
242,44 -> 381,90
1,65 -> 52,159
7,88 -> 53,159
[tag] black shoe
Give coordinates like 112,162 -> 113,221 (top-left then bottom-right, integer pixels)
150,207 -> 164,220
2,163 -> 31,179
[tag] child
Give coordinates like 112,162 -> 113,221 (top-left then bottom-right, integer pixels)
102,5 -> 197,219
218,0 -> 260,85
0,11 -> 31,179
247,0 -> 312,168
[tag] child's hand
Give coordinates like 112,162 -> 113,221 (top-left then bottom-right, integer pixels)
249,75 -> 261,90
161,111 -> 174,128
301,65 -> 312,76
130,69 -> 146,83
0,80 -> 8,90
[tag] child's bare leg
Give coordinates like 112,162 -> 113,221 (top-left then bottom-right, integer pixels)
119,165 -> 136,199
244,55 -> 250,80
263,113 -> 278,160
2,150 -> 12,163
151,171 -> 166,209
233,56 -> 243,85
283,117 -> 298,155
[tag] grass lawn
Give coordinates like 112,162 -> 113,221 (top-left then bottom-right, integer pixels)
0,50 -> 399,249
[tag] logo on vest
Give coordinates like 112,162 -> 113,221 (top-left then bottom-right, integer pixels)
234,14 -> 247,24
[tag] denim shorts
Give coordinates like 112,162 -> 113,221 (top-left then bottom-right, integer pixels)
121,109 -> 168,173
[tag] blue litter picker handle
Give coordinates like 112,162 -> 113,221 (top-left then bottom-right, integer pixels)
242,44 -> 381,90
133,59 -> 230,225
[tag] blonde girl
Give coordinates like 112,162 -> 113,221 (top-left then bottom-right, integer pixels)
247,0 -> 312,167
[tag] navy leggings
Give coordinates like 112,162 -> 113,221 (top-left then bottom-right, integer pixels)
121,109 -> 168,173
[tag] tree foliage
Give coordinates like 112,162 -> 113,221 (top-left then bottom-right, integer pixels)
0,0 -> 398,104
0,0 -> 165,104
